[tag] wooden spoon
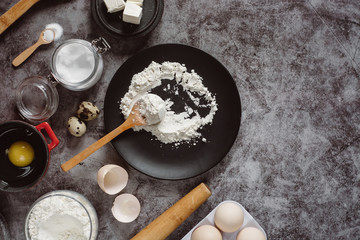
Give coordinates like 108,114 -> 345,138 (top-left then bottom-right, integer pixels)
12,28 -> 54,67
61,103 -> 146,172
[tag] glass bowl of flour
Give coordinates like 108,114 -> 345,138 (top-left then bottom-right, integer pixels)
25,190 -> 98,240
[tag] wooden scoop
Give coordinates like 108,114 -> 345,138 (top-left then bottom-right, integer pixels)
12,29 -> 55,67
61,103 -> 146,172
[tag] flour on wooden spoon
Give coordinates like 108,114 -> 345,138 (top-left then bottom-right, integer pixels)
120,61 -> 218,145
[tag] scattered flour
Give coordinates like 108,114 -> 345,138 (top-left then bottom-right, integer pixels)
120,61 -> 218,144
28,195 -> 90,240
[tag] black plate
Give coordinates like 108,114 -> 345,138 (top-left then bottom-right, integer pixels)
104,44 -> 241,180
91,0 -> 164,38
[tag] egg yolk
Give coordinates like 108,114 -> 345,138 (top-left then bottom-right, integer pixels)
7,141 -> 35,167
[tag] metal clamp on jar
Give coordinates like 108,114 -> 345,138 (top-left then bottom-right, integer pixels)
16,37 -> 110,123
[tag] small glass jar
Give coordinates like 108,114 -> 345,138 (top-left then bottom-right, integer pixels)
16,75 -> 59,123
15,37 -> 110,122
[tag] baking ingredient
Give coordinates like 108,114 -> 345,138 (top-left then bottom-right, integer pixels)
97,164 -> 128,195
27,195 -> 91,240
77,101 -> 100,121
120,61 -> 218,145
191,225 -> 222,240
7,141 -> 34,167
127,0 -> 143,6
45,23 -> 63,41
112,193 -> 140,223
104,0 -> 125,13
55,43 -> 95,83
123,2 -> 143,25
68,116 -> 87,137
214,202 -> 244,233
137,94 -> 166,125
237,227 -> 266,240
43,29 -> 55,42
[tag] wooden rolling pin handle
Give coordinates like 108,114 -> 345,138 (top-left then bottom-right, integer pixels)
131,183 -> 212,240
0,0 -> 40,35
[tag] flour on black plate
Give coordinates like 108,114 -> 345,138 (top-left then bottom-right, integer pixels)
120,61 -> 218,145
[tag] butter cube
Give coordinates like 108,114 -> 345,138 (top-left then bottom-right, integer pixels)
104,0 -> 125,13
123,2 -> 143,25
127,0 -> 144,7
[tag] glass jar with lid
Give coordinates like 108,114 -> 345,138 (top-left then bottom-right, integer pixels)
16,37 -> 110,122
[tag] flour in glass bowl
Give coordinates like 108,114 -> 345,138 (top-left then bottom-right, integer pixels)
27,195 -> 91,240
120,61 -> 218,145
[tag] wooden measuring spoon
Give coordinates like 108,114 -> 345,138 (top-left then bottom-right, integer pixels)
61,103 -> 147,172
12,28 -> 55,67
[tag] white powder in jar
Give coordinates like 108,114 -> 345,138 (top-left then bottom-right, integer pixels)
55,43 -> 95,83
120,61 -> 218,144
27,195 -> 91,240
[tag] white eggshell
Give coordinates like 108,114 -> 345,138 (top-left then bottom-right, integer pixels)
237,227 -> 266,240
111,193 -> 141,223
191,225 -> 222,240
97,164 -> 128,195
214,202 -> 244,232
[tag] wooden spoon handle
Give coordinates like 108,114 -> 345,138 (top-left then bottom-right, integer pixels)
61,118 -> 136,172
0,0 -> 40,35
12,40 -> 42,67
131,183 -> 212,240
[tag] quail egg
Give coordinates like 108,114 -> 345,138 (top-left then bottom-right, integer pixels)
77,101 -> 100,121
67,116 -> 86,137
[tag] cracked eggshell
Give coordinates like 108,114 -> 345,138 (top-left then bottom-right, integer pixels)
112,193 -> 140,223
77,101 -> 100,121
97,164 -> 128,195
67,116 -> 86,137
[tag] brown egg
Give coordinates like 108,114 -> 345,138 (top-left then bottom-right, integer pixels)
191,225 -> 222,240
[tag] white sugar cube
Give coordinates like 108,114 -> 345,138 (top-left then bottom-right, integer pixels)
123,2 -> 143,25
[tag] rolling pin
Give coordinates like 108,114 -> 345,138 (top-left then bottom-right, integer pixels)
0,0 -> 40,35
131,183 -> 212,240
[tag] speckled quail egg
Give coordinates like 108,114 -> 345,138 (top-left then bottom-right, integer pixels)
67,116 -> 86,137
77,101 -> 100,121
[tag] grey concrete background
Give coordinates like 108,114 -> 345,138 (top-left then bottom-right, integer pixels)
1,0 -> 360,239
